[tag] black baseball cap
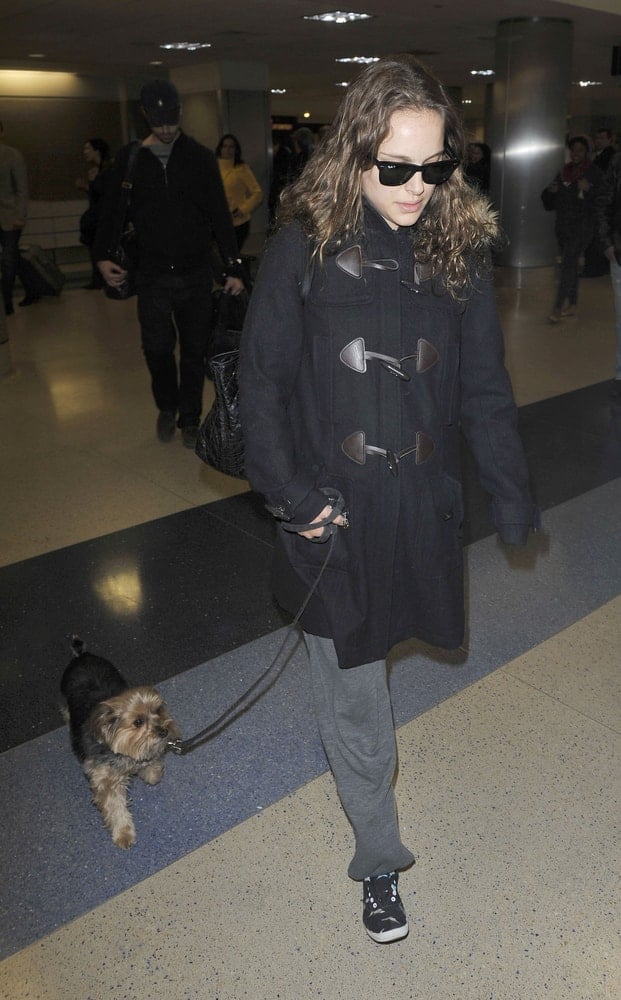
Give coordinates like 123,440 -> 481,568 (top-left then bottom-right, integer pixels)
140,80 -> 181,126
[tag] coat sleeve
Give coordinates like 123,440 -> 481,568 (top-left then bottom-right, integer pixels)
92,145 -> 131,262
458,268 -> 539,545
202,146 -> 242,271
239,224 -> 327,523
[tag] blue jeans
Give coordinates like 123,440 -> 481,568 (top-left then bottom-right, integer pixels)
554,232 -> 588,310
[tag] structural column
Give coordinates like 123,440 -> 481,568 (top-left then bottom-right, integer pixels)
489,18 -> 573,270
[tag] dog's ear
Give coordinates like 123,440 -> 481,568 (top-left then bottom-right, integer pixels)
89,701 -> 119,745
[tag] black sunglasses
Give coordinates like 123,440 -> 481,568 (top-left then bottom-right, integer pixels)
373,158 -> 459,187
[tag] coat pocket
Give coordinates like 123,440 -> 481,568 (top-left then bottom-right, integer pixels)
416,475 -> 464,578
280,473 -> 354,573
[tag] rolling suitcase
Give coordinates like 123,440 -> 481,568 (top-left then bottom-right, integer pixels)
19,244 -> 65,297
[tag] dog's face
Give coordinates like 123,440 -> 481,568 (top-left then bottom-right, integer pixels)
89,687 -> 180,761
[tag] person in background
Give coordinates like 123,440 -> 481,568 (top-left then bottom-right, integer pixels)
215,134 -> 263,252
94,81 -> 244,449
583,128 -> 617,278
596,150 -> 621,397
542,135 -> 601,323
76,138 -> 111,289
464,141 -> 491,194
268,132 -> 294,229
592,128 -> 616,175
290,126 -> 315,180
240,53 -> 538,945
0,121 -> 39,314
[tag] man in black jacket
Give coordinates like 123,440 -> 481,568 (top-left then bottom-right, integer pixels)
596,151 -> 621,397
95,81 -> 244,447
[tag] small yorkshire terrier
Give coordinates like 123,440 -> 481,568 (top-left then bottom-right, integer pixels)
61,636 -> 180,849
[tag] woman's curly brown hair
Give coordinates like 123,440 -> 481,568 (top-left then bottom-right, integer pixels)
276,54 -> 500,298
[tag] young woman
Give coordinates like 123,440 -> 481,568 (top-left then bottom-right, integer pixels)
240,54 -> 538,944
542,136 -> 601,322
215,133 -> 262,251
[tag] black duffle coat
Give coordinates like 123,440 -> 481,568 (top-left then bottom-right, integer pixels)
239,204 -> 537,668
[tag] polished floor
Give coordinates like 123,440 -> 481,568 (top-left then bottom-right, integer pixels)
0,262 -> 619,1000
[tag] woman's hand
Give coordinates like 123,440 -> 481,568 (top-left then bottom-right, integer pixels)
299,504 -> 346,540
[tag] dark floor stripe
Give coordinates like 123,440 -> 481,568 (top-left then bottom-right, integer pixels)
0,381 -> 619,752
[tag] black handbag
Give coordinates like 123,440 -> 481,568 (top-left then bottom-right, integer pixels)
195,247 -> 314,479
195,350 -> 245,478
105,142 -> 141,300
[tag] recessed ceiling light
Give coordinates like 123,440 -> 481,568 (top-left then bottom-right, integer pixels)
462,99 -> 472,105
470,69 -> 495,77
335,81 -> 350,87
271,88 -> 287,94
574,80 -> 602,88
149,61 -> 164,66
28,53 -> 45,59
160,42 -> 211,52
305,11 -> 373,24
336,56 -> 379,64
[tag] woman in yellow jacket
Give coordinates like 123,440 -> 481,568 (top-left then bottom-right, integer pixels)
216,134 -> 263,251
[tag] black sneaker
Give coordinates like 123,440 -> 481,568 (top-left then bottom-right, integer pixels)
181,425 -> 199,449
362,872 -> 408,943
156,410 -> 176,442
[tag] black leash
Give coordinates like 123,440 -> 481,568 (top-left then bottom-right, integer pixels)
167,490 -> 348,756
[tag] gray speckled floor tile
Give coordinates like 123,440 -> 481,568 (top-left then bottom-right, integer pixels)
503,594 -> 621,732
2,600 -> 618,1000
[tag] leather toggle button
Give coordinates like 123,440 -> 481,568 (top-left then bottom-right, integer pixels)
339,337 -> 438,378
335,245 -> 399,278
341,430 -> 435,472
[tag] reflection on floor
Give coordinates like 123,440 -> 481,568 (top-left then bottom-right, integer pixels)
0,267 -> 619,999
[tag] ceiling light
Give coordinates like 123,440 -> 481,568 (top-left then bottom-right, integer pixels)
470,69 -> 495,76
335,81 -> 350,87
305,12 -> 373,24
28,53 -> 45,59
574,80 -> 602,88
160,42 -> 211,52
271,88 -> 287,94
336,56 -> 379,64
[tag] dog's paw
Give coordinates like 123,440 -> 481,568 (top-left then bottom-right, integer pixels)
113,824 -> 136,849
141,761 -> 164,785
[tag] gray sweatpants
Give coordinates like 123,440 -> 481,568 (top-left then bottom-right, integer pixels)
304,632 -> 415,881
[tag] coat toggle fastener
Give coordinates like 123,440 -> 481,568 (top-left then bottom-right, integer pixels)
341,430 -> 435,476
340,337 -> 439,380
335,245 -> 399,278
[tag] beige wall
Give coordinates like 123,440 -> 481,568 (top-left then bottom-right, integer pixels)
0,97 -> 128,200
